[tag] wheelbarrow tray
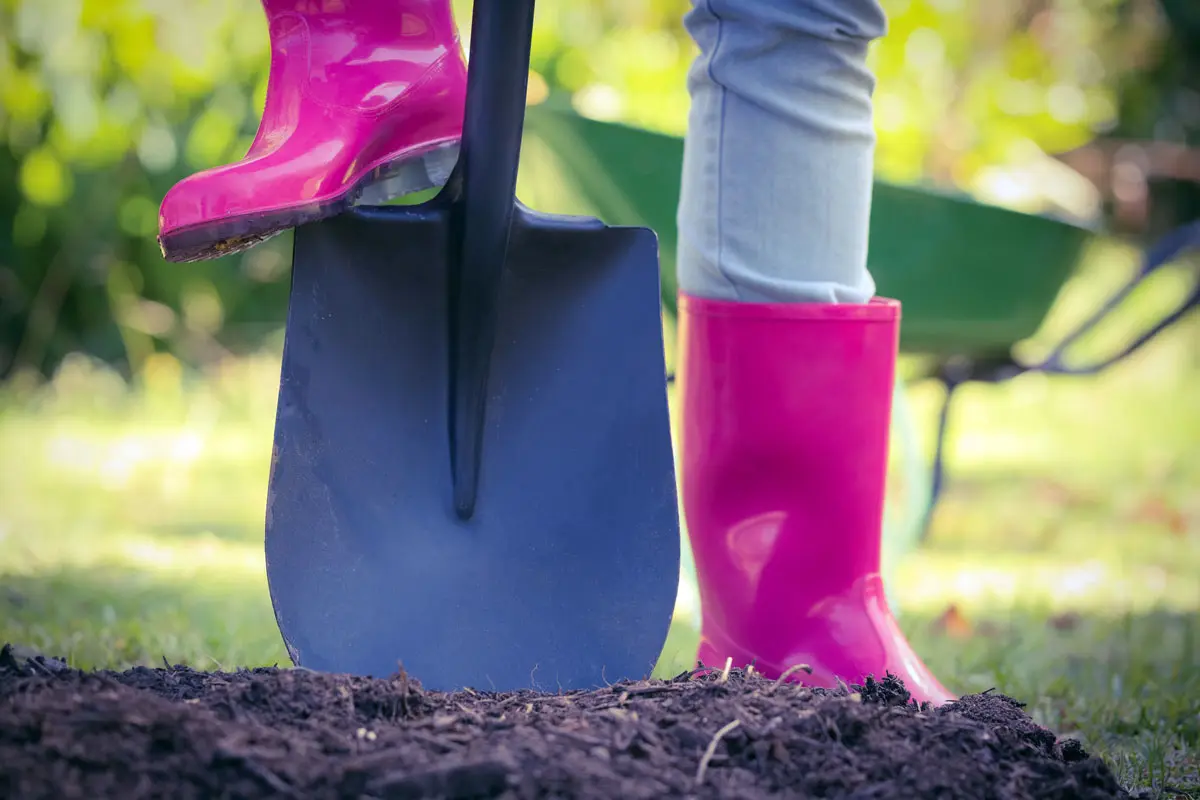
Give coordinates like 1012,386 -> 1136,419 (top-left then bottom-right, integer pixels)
521,96 -> 1094,358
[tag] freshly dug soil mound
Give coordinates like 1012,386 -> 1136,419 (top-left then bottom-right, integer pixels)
0,643 -> 1127,799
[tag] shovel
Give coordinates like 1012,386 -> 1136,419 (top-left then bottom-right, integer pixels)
263,0 -> 680,692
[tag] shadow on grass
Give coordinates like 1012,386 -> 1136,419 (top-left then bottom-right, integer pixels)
0,564 -> 288,672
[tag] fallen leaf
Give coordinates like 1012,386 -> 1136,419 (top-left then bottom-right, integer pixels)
975,620 -> 1002,638
933,604 -> 974,639
1130,496 -> 1187,536
1048,612 -> 1082,632
1034,480 -> 1083,507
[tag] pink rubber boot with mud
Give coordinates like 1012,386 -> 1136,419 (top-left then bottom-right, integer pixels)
676,293 -> 955,707
158,0 -> 466,263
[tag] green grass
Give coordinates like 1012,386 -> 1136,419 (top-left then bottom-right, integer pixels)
1,239 -> 1198,796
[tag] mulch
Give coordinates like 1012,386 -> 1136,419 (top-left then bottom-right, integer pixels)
0,642 -> 1130,799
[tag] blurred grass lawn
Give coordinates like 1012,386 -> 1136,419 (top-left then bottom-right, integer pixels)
0,237 -> 1197,796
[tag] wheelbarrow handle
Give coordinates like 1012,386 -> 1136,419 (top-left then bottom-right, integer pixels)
1034,218 -> 1200,376
449,0 -> 538,518
920,218 -> 1200,541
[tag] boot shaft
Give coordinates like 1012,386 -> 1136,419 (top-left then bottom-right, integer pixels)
257,0 -> 464,116
677,294 -> 900,591
676,293 -> 953,704
260,0 -> 458,34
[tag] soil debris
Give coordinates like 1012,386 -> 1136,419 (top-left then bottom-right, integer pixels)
0,642 -> 1129,799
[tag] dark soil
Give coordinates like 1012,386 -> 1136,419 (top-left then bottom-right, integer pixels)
0,643 -> 1129,799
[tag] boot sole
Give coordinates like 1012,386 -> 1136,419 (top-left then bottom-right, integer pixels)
157,142 -> 461,264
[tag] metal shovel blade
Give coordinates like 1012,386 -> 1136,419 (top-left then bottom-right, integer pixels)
263,199 -> 681,691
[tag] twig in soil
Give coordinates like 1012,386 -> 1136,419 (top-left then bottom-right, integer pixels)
549,729 -> 609,749
396,664 -> 412,719
213,748 -> 296,797
773,664 -> 814,686
695,719 -> 741,786
624,685 -> 677,700
719,657 -> 733,682
368,760 -> 511,799
337,684 -> 355,717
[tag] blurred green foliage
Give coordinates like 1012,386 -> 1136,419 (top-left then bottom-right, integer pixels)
0,0 -> 1188,380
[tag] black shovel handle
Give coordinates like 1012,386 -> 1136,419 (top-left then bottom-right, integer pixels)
456,1 -> 534,234
450,0 -> 537,518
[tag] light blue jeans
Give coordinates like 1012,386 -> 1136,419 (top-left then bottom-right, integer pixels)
677,0 -> 886,304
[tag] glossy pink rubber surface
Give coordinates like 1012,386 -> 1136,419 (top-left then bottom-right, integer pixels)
158,0 -> 466,262
677,292 -> 954,706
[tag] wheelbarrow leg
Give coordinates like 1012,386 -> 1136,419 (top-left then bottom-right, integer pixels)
676,293 -> 955,706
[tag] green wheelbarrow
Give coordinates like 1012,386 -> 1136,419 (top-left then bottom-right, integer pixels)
515,95 -> 1200,618
520,95 -> 1092,359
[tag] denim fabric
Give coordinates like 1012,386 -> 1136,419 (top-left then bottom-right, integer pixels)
676,0 -> 886,304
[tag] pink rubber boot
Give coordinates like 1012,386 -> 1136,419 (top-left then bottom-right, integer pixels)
677,292 -> 955,706
158,0 -> 466,263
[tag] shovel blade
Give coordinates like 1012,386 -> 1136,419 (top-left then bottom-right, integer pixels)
264,203 -> 680,691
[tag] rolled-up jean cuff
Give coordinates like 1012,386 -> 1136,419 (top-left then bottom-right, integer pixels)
675,0 -> 886,304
